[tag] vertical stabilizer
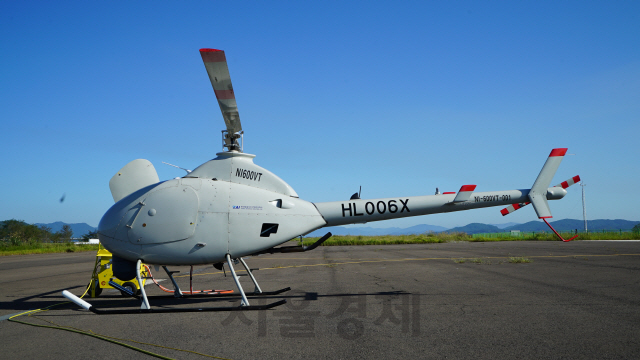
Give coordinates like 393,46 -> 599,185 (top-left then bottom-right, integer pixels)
528,148 -> 567,218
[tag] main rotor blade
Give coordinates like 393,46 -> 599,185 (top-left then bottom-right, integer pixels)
200,49 -> 242,135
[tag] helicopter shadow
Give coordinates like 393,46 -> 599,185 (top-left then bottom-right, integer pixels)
0,289 -> 416,315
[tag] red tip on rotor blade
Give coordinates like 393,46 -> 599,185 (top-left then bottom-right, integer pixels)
443,192 -> 456,194
500,208 -> 509,216
573,175 -> 581,183
549,148 -> 568,157
200,49 -> 226,62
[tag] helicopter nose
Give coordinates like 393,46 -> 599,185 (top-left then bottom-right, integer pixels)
99,181 -> 200,246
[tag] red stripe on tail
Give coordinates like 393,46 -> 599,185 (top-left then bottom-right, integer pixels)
549,148 -> 568,157
459,185 -> 476,192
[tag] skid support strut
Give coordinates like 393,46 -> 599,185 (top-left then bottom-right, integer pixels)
239,257 -> 262,294
226,254 -> 250,306
163,266 -> 183,297
137,259 -> 150,310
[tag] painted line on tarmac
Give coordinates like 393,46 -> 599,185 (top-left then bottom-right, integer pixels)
183,253 -> 640,276
0,311 -> 36,322
583,240 -> 640,242
0,313 -> 20,321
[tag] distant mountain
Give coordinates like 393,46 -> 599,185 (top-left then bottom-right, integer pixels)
445,223 -> 502,234
305,224 -> 448,237
491,222 -> 520,229
306,219 -> 639,237
389,224 -> 449,235
34,222 -> 97,238
504,219 -> 639,233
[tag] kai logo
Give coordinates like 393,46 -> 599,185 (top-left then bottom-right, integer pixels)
341,199 -> 410,217
232,205 -> 263,211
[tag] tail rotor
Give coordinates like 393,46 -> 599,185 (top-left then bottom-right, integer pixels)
499,148 -> 580,242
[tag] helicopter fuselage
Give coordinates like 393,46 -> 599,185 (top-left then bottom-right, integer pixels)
98,152 -> 326,265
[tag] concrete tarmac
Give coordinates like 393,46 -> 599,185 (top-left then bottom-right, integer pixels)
1,241 -> 639,359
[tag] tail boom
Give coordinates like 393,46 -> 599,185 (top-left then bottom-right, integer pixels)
314,189 -> 530,227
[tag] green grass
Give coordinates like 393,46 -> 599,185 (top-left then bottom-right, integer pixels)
472,231 -> 640,241
3,229 -> 638,256
0,242 -> 100,256
302,230 -> 640,247
310,232 -> 472,246
508,257 -> 532,263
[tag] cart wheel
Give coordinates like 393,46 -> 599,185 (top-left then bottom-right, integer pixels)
87,282 -> 102,297
120,282 -> 140,297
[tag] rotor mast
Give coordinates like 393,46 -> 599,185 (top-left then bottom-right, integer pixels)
200,48 -> 243,152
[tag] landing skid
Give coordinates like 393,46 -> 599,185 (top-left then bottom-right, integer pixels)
149,287 -> 291,299
62,255 -> 290,314
87,299 -> 286,315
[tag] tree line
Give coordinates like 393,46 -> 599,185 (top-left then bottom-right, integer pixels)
0,219 -> 97,245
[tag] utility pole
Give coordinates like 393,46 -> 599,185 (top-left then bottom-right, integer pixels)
581,182 -> 587,233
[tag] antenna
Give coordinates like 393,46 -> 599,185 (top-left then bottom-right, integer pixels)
580,182 -> 587,233
349,186 -> 362,200
162,162 -> 192,174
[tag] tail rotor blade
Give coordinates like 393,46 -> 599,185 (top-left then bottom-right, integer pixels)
556,175 -> 581,189
500,202 -> 531,216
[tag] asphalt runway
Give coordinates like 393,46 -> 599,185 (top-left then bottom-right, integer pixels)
1,241 -> 639,359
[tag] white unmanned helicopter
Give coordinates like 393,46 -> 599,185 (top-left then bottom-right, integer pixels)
64,49 -> 580,314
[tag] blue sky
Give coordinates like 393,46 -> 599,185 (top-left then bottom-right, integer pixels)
1,1 -> 638,229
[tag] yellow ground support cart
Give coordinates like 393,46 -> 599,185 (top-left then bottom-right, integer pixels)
87,244 -> 148,298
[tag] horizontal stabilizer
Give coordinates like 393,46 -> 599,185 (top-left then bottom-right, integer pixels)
452,185 -> 476,203
109,159 -> 159,203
